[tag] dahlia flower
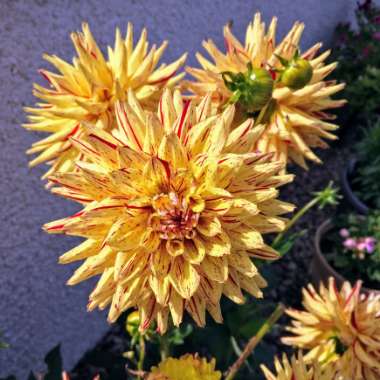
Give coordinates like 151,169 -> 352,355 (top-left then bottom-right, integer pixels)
24,22 -> 186,180
183,13 -> 345,170
282,278 -> 380,380
261,352 -> 339,380
147,354 -> 221,380
44,89 -> 294,332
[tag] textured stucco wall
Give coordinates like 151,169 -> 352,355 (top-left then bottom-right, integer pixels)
0,0 -> 356,378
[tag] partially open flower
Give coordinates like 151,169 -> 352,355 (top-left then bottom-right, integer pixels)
147,354 -> 221,380
44,89 -> 294,332
261,352 -> 339,380
24,23 -> 186,181
183,13 -> 345,170
282,278 -> 380,380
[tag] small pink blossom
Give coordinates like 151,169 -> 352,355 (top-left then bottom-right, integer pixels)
364,237 -> 376,253
357,241 -> 367,252
340,228 -> 350,238
343,238 -> 357,250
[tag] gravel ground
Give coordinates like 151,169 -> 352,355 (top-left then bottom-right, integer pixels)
69,136 -> 355,379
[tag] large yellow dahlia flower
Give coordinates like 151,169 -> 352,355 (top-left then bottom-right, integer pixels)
261,352 -> 339,380
183,13 -> 345,170
147,354 -> 221,380
282,279 -> 380,380
43,89 -> 294,332
24,23 -> 186,180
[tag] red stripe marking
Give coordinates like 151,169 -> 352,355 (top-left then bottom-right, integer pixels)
71,137 -> 100,156
126,205 -> 151,210
39,70 -> 53,85
65,124 -> 80,140
49,178 -> 81,191
177,100 -> 191,139
89,133 -> 117,150
92,205 -> 125,211
149,70 -> 176,85
158,157 -> 171,181
159,97 -> 165,125
69,211 -> 84,219
119,103 -> 142,150
46,224 -> 65,231
224,37 -> 234,54
198,97 -> 208,122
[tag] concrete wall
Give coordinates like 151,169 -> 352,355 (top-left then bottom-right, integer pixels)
0,0 -> 357,378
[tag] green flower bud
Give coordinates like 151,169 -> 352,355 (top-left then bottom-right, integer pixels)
280,57 -> 313,90
222,63 -> 274,113
126,310 -> 140,336
241,67 -> 274,112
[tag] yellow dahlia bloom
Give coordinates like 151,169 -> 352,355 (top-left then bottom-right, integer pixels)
261,352 -> 339,380
24,22 -> 186,180
44,89 -> 294,332
147,354 -> 221,380
183,13 -> 345,170
282,278 -> 380,380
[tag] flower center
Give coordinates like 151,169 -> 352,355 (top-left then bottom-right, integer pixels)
150,192 -> 199,240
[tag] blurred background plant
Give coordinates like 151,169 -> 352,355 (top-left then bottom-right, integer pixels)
352,119 -> 380,209
325,211 -> 380,289
332,0 -> 380,126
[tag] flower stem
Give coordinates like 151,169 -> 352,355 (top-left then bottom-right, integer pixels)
137,335 -> 146,374
159,333 -> 171,361
272,197 -> 319,247
224,303 -> 284,380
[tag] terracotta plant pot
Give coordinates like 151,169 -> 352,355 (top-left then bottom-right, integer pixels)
340,158 -> 369,214
310,219 -> 379,295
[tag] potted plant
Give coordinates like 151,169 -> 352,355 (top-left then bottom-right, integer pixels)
341,120 -> 380,213
311,211 -> 380,293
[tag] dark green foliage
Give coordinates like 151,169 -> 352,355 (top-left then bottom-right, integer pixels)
332,1 -> 380,125
354,120 -> 380,209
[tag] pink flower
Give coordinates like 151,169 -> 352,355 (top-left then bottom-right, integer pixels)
340,228 -> 350,238
357,241 -> 367,252
364,237 -> 376,253
343,238 -> 357,250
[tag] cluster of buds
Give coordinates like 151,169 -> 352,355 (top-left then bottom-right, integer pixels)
340,228 -> 377,259
221,50 -> 313,117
